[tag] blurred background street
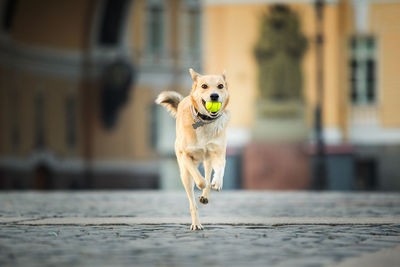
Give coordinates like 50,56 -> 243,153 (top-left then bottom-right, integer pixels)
1,0 -> 400,191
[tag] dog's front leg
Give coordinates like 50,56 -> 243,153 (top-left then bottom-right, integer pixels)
178,163 -> 203,230
199,159 -> 212,205
181,152 -> 208,190
210,153 -> 226,192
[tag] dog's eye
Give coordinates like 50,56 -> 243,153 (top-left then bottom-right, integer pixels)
217,84 -> 224,89
201,84 -> 208,89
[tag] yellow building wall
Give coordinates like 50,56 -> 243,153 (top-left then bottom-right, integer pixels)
41,77 -> 81,157
91,85 -> 156,160
370,3 -> 400,127
1,0 -> 188,162
204,3 -> 346,131
91,0 -> 184,160
12,0 -> 92,50
337,0 -> 354,141
204,4 -> 258,128
0,0 -> 91,158
0,69 -> 37,157
0,68 -> 81,157
169,0 -> 180,66
129,0 -> 146,62
322,5 -> 341,129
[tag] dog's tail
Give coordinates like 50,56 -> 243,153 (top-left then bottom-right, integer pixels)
155,91 -> 183,118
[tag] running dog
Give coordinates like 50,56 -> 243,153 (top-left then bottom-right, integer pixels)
155,68 -> 230,230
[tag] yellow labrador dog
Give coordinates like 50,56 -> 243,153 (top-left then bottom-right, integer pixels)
156,68 -> 230,230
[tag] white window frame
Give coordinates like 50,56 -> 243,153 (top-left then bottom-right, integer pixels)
142,0 -> 171,66
350,35 -> 378,107
179,0 -> 202,70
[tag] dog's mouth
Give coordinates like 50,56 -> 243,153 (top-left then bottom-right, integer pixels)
201,99 -> 220,117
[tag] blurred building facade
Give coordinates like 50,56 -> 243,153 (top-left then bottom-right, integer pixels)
0,0 -> 201,189
204,0 -> 400,190
1,0 -> 400,191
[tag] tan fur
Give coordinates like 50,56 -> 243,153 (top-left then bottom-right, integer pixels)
155,91 -> 183,117
155,68 -> 230,230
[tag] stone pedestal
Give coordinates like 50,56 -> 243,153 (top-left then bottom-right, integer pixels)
252,100 -> 307,142
243,100 -> 310,189
243,143 -> 310,190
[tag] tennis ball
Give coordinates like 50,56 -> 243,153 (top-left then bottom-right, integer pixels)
205,101 -> 222,113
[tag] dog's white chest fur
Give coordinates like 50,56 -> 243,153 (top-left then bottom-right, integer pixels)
195,111 -> 230,149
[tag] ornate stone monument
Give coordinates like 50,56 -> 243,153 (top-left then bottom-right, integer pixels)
253,5 -> 307,141
244,5 -> 310,189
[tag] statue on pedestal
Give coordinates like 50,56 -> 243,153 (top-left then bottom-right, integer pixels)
244,5 -> 311,190
253,4 -> 308,140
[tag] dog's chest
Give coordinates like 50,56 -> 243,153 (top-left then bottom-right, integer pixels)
194,112 -> 228,150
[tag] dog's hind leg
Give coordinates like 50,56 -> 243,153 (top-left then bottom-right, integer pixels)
199,159 -> 212,205
178,163 -> 203,230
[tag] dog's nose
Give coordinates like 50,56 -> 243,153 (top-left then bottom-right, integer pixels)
210,94 -> 219,101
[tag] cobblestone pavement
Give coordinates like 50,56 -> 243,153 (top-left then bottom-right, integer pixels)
1,191 -> 400,218
0,191 -> 400,267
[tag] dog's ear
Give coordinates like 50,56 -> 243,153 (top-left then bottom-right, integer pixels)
189,68 -> 201,81
222,70 -> 227,81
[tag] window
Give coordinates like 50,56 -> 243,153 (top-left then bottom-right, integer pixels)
350,36 -> 376,105
187,5 -> 200,55
2,0 -> 18,33
98,0 -> 128,46
151,103 -> 175,154
147,2 -> 164,56
34,93 -> 45,148
182,0 -> 202,64
11,86 -> 19,151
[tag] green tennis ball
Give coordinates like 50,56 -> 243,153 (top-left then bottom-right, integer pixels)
205,101 -> 222,113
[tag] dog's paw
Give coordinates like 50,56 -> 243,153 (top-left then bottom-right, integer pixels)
199,196 -> 209,205
211,179 -> 223,192
190,224 -> 204,231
